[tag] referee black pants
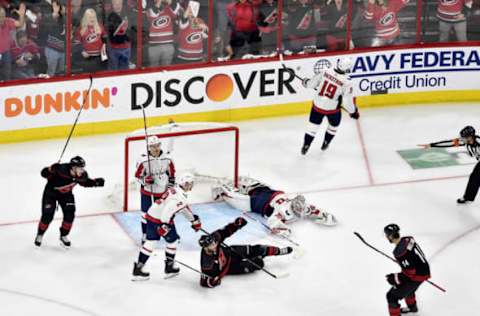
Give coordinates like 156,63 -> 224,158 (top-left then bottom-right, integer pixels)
464,161 -> 480,201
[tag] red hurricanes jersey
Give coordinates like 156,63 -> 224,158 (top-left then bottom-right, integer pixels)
364,0 -> 409,40
177,18 -> 207,61
74,25 -> 106,56
437,0 -> 472,22
146,6 -> 178,44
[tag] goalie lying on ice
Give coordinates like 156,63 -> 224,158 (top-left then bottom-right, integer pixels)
212,177 -> 337,236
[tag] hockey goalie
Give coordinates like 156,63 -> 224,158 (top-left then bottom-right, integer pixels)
212,177 -> 337,236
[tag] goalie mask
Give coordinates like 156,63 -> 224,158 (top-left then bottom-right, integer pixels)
290,195 -> 306,217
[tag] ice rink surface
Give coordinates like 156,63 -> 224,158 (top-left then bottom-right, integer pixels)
1,103 -> 479,316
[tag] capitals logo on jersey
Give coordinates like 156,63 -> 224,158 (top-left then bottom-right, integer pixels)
380,12 -> 395,25
153,16 -> 171,29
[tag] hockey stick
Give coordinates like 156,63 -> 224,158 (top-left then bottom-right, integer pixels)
200,228 -> 289,279
58,75 -> 93,162
242,211 -> 301,247
279,52 -> 305,82
174,259 -> 211,279
353,232 -> 446,293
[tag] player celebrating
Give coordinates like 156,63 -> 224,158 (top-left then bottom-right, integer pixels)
135,135 -> 175,243
300,57 -> 359,154
199,217 -> 292,288
212,177 -> 337,236
132,173 -> 202,281
384,224 -> 430,316
418,125 -> 480,204
35,156 -> 105,248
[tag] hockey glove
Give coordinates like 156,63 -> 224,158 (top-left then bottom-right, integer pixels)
234,217 -> 247,228
350,110 -> 360,120
94,178 -> 105,187
191,215 -> 202,232
386,273 -> 400,286
302,78 -> 310,88
144,175 -> 154,185
158,223 -> 171,237
349,110 -> 360,120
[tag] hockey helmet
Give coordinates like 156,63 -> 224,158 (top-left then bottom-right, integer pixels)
460,126 -> 475,139
177,172 -> 195,186
290,195 -> 306,217
336,57 -> 353,73
198,234 -> 215,248
147,135 -> 161,147
70,156 -> 86,168
384,223 -> 400,238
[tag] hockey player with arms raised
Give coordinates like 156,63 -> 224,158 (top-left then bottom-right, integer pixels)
212,177 -> 337,237
132,173 -> 202,280
418,125 -> 480,204
35,156 -> 104,248
199,217 -> 292,288
135,135 -> 175,243
300,57 -> 359,154
383,224 -> 430,316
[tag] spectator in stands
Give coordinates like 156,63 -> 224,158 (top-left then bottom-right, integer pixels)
325,0 -> 350,50
227,0 -> 262,58
0,3 -> 25,81
284,0 -> 316,53
364,0 -> 409,47
212,29 -> 233,61
73,8 -> 107,73
257,0 -> 278,55
437,0 -> 472,42
41,0 -> 66,77
176,1 -> 208,63
144,0 -> 180,66
25,4 -> 42,45
215,0 -> 231,43
12,29 -> 40,79
107,0 -> 132,70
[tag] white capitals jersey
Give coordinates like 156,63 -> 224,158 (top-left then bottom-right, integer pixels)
304,68 -> 357,114
135,152 -> 175,196
266,194 -> 298,234
146,186 -> 195,224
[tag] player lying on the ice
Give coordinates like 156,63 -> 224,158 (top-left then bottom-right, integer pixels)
212,177 -> 337,236
199,217 -> 292,288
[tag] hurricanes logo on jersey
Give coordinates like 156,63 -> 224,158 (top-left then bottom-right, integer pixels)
264,9 -> 277,24
153,16 -> 170,29
297,11 -> 312,30
380,12 -> 395,25
86,33 -> 99,43
186,32 -> 202,44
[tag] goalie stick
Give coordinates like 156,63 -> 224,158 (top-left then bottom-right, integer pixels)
353,232 -> 446,293
242,211 -> 301,247
200,228 -> 289,279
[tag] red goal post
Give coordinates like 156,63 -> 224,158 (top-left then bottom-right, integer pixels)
123,122 -> 239,212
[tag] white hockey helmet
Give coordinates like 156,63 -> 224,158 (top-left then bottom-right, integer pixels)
147,135 -> 161,147
336,57 -> 353,73
290,195 -> 306,217
177,172 -> 195,190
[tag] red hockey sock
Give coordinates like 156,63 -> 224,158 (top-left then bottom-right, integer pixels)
60,221 -> 73,236
266,246 -> 279,256
388,306 -> 401,316
405,294 -> 416,307
37,221 -> 49,235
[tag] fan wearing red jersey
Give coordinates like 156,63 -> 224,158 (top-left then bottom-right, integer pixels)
176,1 -> 208,63
144,0 -> 181,66
437,0 -> 472,42
364,0 -> 409,47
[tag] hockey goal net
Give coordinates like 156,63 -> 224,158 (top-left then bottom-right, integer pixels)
121,122 -> 239,212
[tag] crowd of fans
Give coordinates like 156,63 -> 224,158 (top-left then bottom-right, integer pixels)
0,0 -> 479,82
